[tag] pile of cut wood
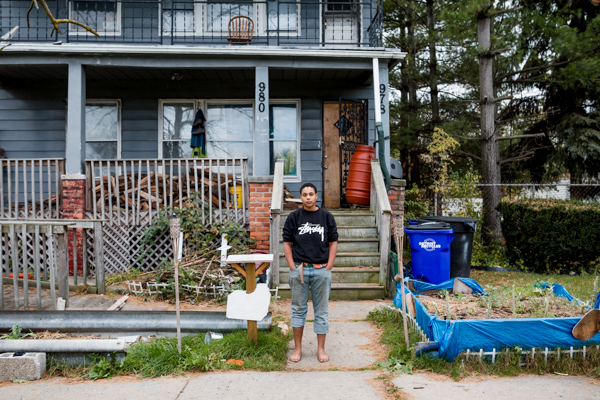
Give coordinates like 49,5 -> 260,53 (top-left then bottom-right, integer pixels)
93,168 -> 243,211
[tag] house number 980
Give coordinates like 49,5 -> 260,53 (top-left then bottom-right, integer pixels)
258,82 -> 266,113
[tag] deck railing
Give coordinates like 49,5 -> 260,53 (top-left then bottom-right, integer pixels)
0,159 -> 64,220
370,159 -> 391,289
86,158 -> 249,226
4,0 -> 380,47
0,219 -> 105,311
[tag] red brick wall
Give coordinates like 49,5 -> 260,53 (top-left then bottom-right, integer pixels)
62,175 -> 86,275
388,179 -> 406,218
248,182 -> 273,250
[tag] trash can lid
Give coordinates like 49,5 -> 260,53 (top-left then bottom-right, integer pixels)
419,216 -> 479,232
404,222 -> 452,231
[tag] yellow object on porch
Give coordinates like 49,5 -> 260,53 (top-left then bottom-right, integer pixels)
230,186 -> 243,208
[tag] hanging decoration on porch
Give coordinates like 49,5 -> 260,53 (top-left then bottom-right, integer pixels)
191,109 -> 207,158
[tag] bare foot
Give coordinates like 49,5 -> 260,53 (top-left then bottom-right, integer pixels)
289,348 -> 302,363
317,349 -> 329,363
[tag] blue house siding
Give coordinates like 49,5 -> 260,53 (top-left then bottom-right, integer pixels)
0,85 -> 66,159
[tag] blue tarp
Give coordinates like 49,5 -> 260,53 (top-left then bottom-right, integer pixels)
406,277 -> 487,296
393,278 -> 600,361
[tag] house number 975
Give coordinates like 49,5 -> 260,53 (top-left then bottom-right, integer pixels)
258,82 -> 266,113
380,84 -> 386,114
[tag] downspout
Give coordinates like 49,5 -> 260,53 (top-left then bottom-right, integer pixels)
372,58 -> 391,190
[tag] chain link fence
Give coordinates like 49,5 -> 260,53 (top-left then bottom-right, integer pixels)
407,182 -> 600,220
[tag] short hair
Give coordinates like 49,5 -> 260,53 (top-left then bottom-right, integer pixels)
300,182 -> 317,194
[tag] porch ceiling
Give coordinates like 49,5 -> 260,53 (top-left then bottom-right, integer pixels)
0,65 -> 368,83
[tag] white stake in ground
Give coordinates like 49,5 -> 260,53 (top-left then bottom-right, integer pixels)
392,216 -> 410,348
169,215 -> 182,354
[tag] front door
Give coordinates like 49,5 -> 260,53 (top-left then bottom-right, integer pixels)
323,102 -> 341,208
323,99 -> 368,208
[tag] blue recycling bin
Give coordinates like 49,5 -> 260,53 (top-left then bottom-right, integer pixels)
405,222 -> 454,284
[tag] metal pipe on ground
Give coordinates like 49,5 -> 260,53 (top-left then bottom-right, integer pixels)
0,311 -> 272,334
0,339 -> 130,353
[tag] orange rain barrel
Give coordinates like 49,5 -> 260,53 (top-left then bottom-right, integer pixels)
345,145 -> 376,206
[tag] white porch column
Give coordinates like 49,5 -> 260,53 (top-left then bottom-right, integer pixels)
254,66 -> 270,176
379,64 -> 391,169
66,62 -> 86,174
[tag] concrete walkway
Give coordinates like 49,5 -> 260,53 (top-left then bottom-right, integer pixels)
1,300 -> 600,399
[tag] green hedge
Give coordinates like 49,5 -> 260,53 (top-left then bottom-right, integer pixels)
497,199 -> 600,274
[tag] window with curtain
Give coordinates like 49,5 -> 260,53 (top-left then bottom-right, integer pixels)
162,0 -> 197,34
267,1 -> 298,32
162,102 -> 194,158
71,1 -> 121,34
269,103 -> 298,176
206,1 -> 253,32
85,102 -> 120,160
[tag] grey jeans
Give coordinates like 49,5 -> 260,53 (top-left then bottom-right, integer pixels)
289,266 -> 332,334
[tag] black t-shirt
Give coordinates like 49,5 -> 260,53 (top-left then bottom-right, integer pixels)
282,207 -> 338,264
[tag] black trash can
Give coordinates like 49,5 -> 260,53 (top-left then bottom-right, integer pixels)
418,216 -> 479,278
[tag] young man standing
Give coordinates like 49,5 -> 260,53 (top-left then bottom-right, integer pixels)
283,183 -> 338,363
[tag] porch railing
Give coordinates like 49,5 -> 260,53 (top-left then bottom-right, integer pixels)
370,159 -> 391,289
0,219 -> 105,311
0,159 -> 64,220
4,0 -> 379,48
86,158 -> 249,226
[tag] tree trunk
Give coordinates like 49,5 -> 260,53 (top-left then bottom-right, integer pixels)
477,9 -> 502,244
427,0 -> 440,124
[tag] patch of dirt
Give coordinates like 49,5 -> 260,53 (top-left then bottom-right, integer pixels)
417,292 -> 586,320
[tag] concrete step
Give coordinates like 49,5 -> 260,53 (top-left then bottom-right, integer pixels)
279,252 -> 380,268
277,283 -> 385,300
278,226 -> 379,239
280,210 -> 375,227
278,238 -> 379,253
278,266 -> 380,284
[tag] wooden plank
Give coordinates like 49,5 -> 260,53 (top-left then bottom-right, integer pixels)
21,224 -> 28,309
107,294 -> 129,311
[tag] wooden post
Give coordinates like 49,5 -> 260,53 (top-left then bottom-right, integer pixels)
94,221 -> 105,295
246,262 -> 258,343
57,229 -> 69,307
393,217 -> 409,349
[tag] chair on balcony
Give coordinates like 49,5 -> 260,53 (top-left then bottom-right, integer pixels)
227,16 -> 254,45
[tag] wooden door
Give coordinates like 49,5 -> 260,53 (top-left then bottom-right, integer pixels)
323,102 -> 341,208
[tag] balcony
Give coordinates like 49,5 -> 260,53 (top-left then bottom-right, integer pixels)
2,0 -> 383,47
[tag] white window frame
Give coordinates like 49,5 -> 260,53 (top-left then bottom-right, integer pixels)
69,1 -> 122,36
270,99 -> 301,182
158,100 -> 196,159
159,0 -> 203,36
85,99 -> 122,160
